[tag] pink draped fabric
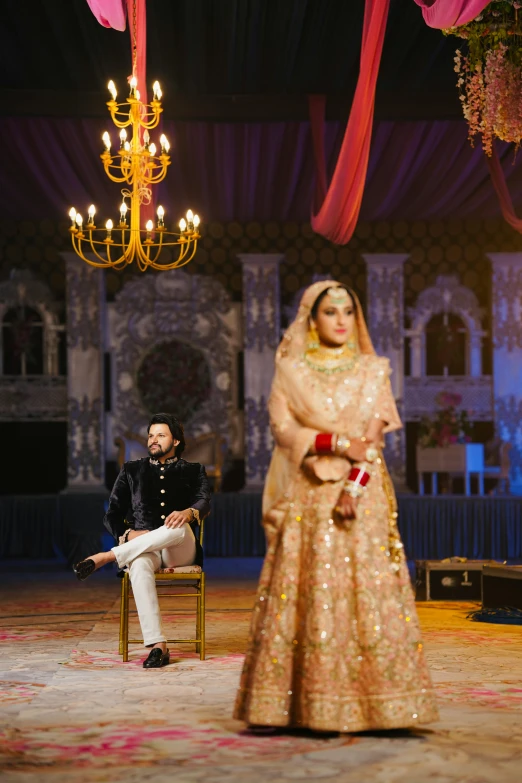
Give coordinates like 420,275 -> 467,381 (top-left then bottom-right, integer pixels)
310,0 -> 390,245
85,0 -> 126,31
413,1 -> 489,28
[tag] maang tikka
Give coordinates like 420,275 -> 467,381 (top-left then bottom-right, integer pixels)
326,286 -> 350,305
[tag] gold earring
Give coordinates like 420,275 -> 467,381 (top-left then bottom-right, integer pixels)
307,323 -> 320,351
346,320 -> 358,351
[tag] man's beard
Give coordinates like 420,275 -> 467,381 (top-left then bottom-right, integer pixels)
148,442 -> 174,459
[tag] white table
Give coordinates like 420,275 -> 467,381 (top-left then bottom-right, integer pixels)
416,444 -> 485,496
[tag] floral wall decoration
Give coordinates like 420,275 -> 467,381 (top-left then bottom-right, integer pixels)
136,339 -> 212,423
445,1 -> 522,155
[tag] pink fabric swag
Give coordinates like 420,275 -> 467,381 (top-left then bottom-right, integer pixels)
413,1 -> 489,28
85,0 -> 126,30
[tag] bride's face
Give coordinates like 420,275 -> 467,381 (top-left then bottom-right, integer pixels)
312,291 -> 356,348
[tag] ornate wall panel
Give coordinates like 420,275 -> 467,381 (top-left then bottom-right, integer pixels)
63,254 -> 105,488
488,253 -> 522,492
239,254 -> 282,489
364,254 -> 407,487
111,270 -> 240,453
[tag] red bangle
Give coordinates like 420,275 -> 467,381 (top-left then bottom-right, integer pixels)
315,433 -> 335,454
348,467 -> 370,487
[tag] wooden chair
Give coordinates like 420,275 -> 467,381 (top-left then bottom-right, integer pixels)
114,430 -> 227,491
118,517 -> 206,662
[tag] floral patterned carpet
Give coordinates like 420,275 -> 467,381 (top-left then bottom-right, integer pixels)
1,558 -> 522,783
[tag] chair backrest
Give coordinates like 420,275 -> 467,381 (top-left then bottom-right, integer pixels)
114,432 -> 148,468
184,432 -> 227,492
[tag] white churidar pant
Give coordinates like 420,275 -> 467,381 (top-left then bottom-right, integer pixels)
111,523 -> 196,646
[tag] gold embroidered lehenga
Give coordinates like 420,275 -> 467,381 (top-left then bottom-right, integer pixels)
234,280 -> 438,732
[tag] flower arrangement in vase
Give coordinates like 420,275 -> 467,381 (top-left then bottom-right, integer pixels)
418,392 -> 473,448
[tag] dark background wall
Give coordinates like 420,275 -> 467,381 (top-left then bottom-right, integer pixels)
1,215 -> 519,309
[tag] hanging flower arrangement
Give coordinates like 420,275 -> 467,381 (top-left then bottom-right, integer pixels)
443,1 -> 522,155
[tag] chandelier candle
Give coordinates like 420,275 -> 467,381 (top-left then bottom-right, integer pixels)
68,78 -> 201,271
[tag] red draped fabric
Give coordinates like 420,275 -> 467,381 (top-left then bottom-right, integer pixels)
310,0 -> 390,245
413,0 -> 489,28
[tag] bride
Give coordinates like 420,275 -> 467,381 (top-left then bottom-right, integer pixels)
234,280 -> 438,733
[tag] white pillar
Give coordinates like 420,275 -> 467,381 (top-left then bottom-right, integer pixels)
62,254 -> 106,490
488,253 -> 522,494
239,254 -> 282,491
363,253 -> 408,488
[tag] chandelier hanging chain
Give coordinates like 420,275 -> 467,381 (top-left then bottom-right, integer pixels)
68,72 -> 201,271
132,0 -> 138,79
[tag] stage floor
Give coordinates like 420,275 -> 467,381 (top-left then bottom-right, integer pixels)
1,559 -> 522,782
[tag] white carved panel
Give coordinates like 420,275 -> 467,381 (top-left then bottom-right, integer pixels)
404,376 -> 493,421
0,376 -> 67,421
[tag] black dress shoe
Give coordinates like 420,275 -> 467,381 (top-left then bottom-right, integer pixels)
143,648 -> 170,668
72,559 -> 96,581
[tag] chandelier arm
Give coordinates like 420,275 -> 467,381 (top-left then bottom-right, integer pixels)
156,238 -> 194,247
134,238 -> 152,266
105,240 -> 135,270
173,241 -> 199,268
145,169 -> 170,185
147,231 -> 166,265
82,231 -> 131,269
102,160 -> 133,183
148,241 -> 199,271
107,116 -> 134,130
136,114 -> 163,131
87,234 -> 127,268
72,236 -> 114,269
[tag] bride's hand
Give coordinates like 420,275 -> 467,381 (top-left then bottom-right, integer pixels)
345,438 -> 371,463
335,489 -> 358,521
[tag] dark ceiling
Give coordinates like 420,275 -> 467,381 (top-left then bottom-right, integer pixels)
1,0 -> 462,120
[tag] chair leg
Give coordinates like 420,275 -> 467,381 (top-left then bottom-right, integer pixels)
195,592 -> 201,654
119,576 -> 125,655
199,573 -> 206,661
122,572 -> 130,662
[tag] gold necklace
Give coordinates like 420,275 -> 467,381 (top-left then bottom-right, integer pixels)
304,341 -> 359,374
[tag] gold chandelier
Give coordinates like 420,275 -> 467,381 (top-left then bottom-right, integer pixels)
68,77 -> 200,272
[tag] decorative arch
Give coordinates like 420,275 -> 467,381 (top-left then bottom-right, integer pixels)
406,275 -> 486,378
0,269 -> 63,377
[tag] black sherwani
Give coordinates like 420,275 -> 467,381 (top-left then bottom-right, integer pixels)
103,457 -> 211,566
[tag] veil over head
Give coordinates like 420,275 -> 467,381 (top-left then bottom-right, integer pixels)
277,280 -> 375,363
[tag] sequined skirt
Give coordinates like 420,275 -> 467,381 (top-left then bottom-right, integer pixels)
233,472 -> 439,732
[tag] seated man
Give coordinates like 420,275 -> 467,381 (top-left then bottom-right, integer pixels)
73,412 -> 211,669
